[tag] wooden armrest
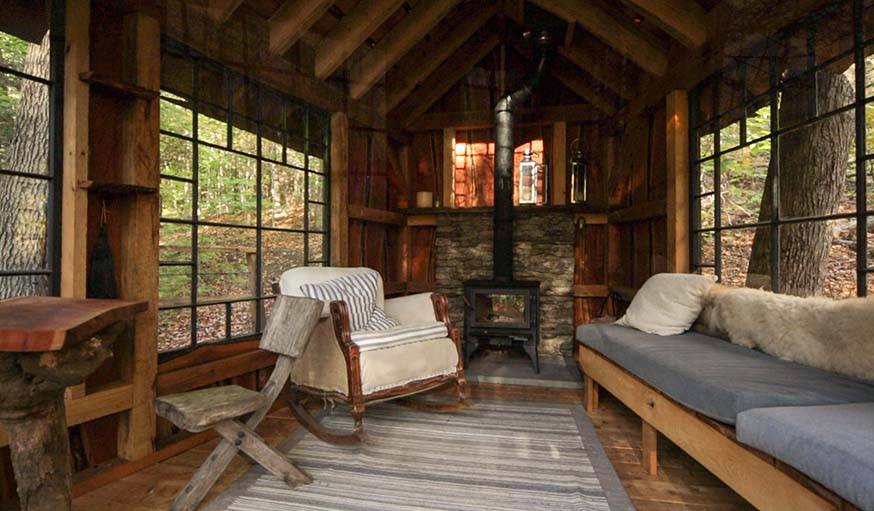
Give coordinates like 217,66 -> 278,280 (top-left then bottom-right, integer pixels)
328,300 -> 356,351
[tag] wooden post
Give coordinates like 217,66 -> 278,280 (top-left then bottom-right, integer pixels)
666,90 -> 690,273
61,0 -> 89,299
642,419 -> 659,475
398,145 -> 412,283
584,375 -> 599,412
330,112 -> 349,267
551,121 -> 567,205
116,12 -> 160,461
442,127 -> 455,208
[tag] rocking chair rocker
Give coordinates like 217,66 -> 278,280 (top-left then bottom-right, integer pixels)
279,267 -> 470,444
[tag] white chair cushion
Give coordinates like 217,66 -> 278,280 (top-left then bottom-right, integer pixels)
300,271 -> 381,331
350,321 -> 448,352
359,336 -> 458,394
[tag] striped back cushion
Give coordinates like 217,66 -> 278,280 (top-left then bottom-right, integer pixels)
299,271 -> 381,331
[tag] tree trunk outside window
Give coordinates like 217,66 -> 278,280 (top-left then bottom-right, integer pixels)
0,33 -> 50,298
746,67 -> 854,296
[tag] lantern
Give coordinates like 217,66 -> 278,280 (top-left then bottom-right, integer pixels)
518,147 -> 538,204
569,138 -> 588,204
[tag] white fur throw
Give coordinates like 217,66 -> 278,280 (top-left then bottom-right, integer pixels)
705,286 -> 874,382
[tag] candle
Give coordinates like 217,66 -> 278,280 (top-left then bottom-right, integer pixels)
416,191 -> 434,208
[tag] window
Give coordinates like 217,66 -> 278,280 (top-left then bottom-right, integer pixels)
158,43 -> 329,354
690,0 -> 872,298
0,10 -> 63,299
452,128 -> 549,208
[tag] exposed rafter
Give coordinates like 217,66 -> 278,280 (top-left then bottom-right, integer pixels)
558,44 -> 634,100
207,0 -> 244,24
389,28 -> 502,128
384,1 -> 499,111
551,60 -> 619,117
529,0 -> 668,76
314,0 -> 406,80
623,0 -> 707,48
269,0 -> 335,56
348,0 -> 460,100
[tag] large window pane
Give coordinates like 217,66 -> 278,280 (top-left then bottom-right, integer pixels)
160,135 -> 192,178
262,230 -> 304,292
160,223 -> 191,263
160,177 -> 192,220
777,110 -> 855,221
160,96 -> 192,137
159,266 -> 191,306
0,29 -> 57,300
158,308 -> 191,353
0,75 -> 49,175
0,174 -> 49,271
158,44 -> 330,351
199,146 -> 257,225
262,161 -> 305,229
197,226 -> 256,301
720,141 -> 769,227
722,228 -> 769,290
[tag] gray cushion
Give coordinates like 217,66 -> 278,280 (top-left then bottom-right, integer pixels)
737,403 -> 874,510
576,324 -> 874,423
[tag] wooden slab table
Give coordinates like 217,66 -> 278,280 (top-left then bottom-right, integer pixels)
0,297 -> 147,511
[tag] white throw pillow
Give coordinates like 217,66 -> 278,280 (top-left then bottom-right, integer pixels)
616,273 -> 715,336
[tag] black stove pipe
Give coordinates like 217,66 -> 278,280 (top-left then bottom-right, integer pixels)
493,32 -> 549,281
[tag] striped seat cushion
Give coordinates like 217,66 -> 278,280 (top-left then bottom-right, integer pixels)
359,306 -> 401,331
299,271 -> 381,331
350,322 -> 449,352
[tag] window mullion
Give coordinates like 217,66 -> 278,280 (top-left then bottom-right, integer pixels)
854,0 -> 868,296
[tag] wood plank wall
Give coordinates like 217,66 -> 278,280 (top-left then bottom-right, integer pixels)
607,104 -> 669,295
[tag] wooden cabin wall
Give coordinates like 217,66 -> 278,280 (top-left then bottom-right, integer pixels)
569,122 -> 612,327
607,105 -> 669,296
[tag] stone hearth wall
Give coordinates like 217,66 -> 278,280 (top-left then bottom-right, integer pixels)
435,210 -> 575,354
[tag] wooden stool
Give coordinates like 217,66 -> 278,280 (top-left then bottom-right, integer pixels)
156,295 -> 322,511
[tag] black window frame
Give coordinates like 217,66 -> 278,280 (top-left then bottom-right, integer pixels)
689,0 -> 870,297
158,40 -> 330,358
0,2 -> 64,297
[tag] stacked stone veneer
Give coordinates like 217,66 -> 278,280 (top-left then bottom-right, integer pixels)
435,209 -> 576,354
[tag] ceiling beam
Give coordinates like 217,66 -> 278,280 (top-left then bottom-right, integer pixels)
529,0 -> 667,76
314,0 -> 406,80
269,0 -> 334,55
389,28 -> 501,129
348,0 -> 460,100
558,44 -> 634,100
384,1 -> 499,111
407,104 -> 604,131
622,0 -> 707,48
207,0 -> 244,24
551,62 -> 619,117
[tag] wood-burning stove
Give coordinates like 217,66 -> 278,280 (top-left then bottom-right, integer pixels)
461,32 -> 550,374
463,279 -> 540,372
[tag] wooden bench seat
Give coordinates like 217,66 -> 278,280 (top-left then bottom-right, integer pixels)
155,386 -> 270,433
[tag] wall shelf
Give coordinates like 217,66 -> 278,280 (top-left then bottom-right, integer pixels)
78,180 -> 158,196
80,71 -> 159,101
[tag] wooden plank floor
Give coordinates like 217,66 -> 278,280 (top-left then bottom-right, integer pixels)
72,383 -> 754,511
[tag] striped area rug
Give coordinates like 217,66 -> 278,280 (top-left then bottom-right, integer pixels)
204,400 -> 634,511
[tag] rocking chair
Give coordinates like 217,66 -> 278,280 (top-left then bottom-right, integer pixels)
279,267 -> 469,444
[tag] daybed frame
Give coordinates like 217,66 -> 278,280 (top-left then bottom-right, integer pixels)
578,345 -> 860,511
